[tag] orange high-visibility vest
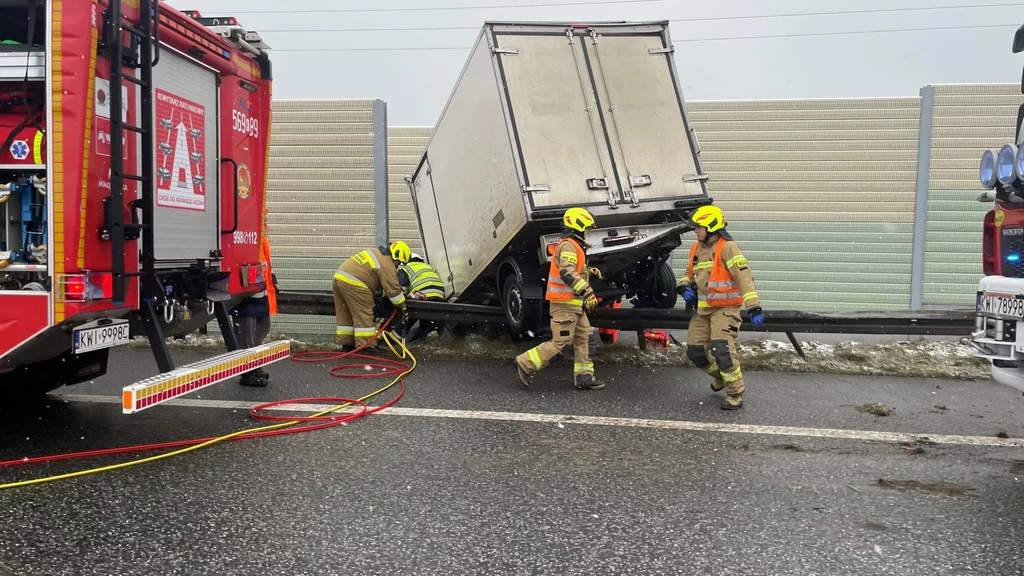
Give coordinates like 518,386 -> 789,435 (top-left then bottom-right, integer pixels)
687,237 -> 744,308
546,237 -> 586,303
261,236 -> 278,315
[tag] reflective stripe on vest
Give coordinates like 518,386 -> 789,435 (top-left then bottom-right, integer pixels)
417,287 -> 446,300
546,238 -> 585,305
400,262 -> 445,296
688,238 -> 744,308
334,271 -> 368,289
352,249 -> 381,270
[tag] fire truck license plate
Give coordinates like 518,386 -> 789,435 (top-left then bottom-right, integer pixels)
977,294 -> 1024,320
73,320 -> 130,354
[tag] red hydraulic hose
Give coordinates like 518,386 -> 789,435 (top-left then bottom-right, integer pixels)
0,312 -> 409,469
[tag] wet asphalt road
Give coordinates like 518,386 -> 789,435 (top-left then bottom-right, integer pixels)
1,347 -> 1023,576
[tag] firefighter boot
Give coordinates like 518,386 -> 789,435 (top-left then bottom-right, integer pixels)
710,378 -> 725,393
517,364 -> 534,387
721,394 -> 744,410
239,370 -> 269,388
574,373 -> 605,391
254,367 -> 271,384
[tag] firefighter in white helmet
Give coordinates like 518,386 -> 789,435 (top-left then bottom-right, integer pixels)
678,206 -> 764,410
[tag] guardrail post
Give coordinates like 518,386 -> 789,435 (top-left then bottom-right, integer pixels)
373,99 -> 389,249
910,85 -> 935,311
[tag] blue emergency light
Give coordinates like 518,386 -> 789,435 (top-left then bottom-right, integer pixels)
1008,253 -> 1021,264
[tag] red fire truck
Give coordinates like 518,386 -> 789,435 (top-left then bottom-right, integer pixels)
0,1 -> 289,410
971,24 -> 1024,392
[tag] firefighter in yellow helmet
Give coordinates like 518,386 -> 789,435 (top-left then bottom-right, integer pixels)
515,207 -> 605,390
678,206 -> 764,410
333,240 -> 411,350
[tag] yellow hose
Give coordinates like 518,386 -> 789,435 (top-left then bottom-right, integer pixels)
0,331 -> 415,491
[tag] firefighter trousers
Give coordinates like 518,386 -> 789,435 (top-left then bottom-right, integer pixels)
687,306 -> 745,406
516,302 -> 594,385
332,278 -> 377,347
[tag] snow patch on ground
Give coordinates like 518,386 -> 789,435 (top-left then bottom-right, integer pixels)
135,332 -> 991,381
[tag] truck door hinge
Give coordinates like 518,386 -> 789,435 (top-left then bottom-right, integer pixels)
649,47 -> 674,55
523,185 -> 550,194
586,178 -> 609,190
491,47 -> 518,55
682,174 -> 710,183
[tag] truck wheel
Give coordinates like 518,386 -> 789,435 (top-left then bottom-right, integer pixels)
635,260 -> 678,309
503,275 -> 543,336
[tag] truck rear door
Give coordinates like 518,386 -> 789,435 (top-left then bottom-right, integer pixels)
409,157 -> 454,295
491,29 -> 624,209
583,31 -> 706,204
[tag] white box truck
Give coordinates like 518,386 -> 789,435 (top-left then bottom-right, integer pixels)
407,21 -> 713,334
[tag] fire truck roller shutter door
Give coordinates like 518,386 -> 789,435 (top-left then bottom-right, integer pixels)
150,49 -> 220,262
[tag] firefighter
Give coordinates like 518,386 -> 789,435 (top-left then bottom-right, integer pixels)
333,241 -> 411,350
233,229 -> 279,387
678,206 -> 765,410
398,253 -> 445,342
515,207 -> 605,390
399,253 -> 445,301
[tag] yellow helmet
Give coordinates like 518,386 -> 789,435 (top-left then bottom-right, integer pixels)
563,207 -> 596,233
689,205 -> 726,233
389,240 -> 411,263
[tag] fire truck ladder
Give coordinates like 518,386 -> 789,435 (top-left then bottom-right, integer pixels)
101,0 -> 183,372
101,0 -> 156,304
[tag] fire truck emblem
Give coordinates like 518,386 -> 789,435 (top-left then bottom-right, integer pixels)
9,140 -> 28,160
155,89 -> 207,211
237,163 -> 251,199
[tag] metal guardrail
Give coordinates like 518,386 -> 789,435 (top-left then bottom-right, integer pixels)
277,291 -> 975,337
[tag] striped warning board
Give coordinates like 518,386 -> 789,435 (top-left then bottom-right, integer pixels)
122,340 -> 291,414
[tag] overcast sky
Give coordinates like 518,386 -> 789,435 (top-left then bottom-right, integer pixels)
164,0 -> 1024,125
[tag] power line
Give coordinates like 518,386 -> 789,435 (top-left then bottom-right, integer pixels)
267,23 -> 1019,51
257,3 -> 1024,31
221,0 -> 674,15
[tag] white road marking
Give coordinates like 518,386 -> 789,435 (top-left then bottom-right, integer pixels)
57,393 -> 1024,448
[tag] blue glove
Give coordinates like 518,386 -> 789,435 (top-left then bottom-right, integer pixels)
748,306 -> 765,328
682,286 -> 697,304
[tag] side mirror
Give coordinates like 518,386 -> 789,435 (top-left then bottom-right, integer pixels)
1014,23 -> 1024,54
1017,104 -> 1024,146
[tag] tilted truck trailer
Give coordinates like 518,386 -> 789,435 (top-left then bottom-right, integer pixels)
407,21 -> 713,335
972,21 -> 1024,393
0,1 -> 289,410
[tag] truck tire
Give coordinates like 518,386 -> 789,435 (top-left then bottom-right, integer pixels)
635,260 -> 678,309
502,275 -> 544,336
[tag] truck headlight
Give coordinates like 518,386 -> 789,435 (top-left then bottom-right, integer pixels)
997,144 -> 1018,185
1015,145 -> 1024,184
980,149 -> 997,189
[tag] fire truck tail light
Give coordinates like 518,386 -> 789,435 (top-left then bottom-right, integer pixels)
983,210 -> 997,276
58,273 -> 114,302
240,265 -> 265,288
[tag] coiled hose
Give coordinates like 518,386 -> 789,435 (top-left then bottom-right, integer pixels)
0,312 -> 412,490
